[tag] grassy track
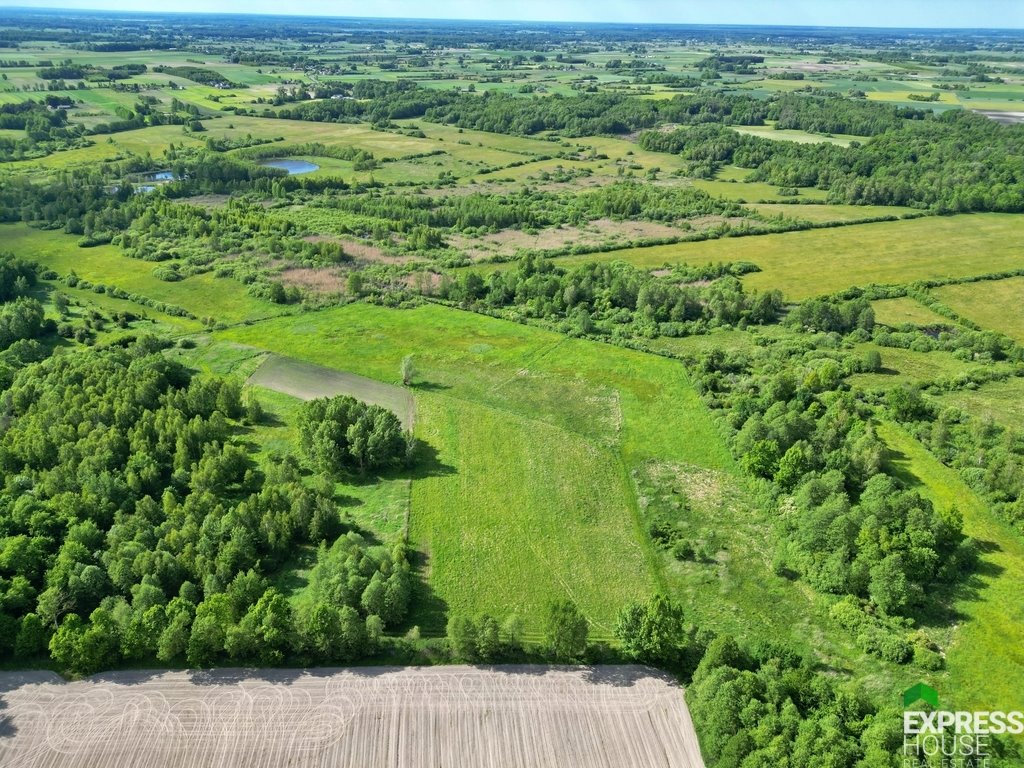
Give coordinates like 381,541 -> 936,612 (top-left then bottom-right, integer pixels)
549,214 -> 1024,299
879,421 -> 1024,714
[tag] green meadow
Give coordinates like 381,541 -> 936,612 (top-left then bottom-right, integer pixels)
879,422 -> 1024,714
2,224 -> 283,324
550,214 -> 1024,299
932,276 -> 1024,343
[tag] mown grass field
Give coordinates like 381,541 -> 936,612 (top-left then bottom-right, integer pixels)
931,276 -> 1024,343
550,214 -> 1024,299
879,421 -> 1024,715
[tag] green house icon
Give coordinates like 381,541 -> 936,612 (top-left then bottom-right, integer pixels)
903,683 -> 939,709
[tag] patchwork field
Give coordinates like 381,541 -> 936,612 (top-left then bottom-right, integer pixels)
549,214 -> 1024,299
0,666 -> 706,768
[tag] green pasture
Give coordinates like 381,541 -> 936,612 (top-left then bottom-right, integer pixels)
931,277 -> 1024,342
732,123 -> 864,146
692,176 -> 831,202
548,214 -> 1024,300
872,296 -> 955,328
217,302 -> 739,633
749,203 -> 918,223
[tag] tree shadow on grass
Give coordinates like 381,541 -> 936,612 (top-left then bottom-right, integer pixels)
342,438 -> 455,488
411,381 -> 452,392
403,547 -> 449,635
914,538 -> 1005,630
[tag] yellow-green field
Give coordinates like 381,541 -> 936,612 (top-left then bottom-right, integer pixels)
931,276 -> 1024,342
872,296 -> 955,327
550,214 -> 1024,299
214,302 -> 770,637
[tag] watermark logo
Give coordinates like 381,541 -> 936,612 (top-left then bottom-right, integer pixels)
904,683 -> 939,709
902,683 -> 1023,768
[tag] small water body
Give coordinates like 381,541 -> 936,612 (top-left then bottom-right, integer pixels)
143,170 -> 175,181
136,185 -> 157,193
260,159 -> 320,175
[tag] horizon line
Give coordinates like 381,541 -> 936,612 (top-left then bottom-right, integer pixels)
4,5 -> 1024,32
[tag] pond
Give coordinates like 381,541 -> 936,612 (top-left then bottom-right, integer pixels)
260,159 -> 320,175
142,170 -> 175,182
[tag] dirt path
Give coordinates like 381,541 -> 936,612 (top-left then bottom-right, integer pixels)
0,665 -> 704,768
248,354 -> 415,430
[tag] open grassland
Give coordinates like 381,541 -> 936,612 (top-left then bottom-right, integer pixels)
691,177 -> 830,202
551,214 -> 1024,300
879,422 -> 1024,715
2,224 -> 283,324
749,203 -> 919,223
409,393 -> 651,634
872,296 -> 956,327
931,276 -> 1024,342
0,666 -> 706,768
731,123 -> 864,146
219,303 -> 738,633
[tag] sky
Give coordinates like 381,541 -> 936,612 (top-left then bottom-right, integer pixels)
7,0 -> 1024,29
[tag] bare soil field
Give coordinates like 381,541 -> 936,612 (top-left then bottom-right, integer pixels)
974,110 -> 1024,125
0,666 -> 704,768
247,354 -> 415,429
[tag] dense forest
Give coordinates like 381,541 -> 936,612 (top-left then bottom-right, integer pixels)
0,332 -> 415,672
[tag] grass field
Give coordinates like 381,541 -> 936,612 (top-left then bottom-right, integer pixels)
847,343 -> 1012,391
749,203 -> 918,223
931,276 -> 1024,342
938,377 -> 1024,432
731,123 -> 864,146
217,303 -> 738,635
872,296 -> 956,327
879,422 -> 1024,715
2,224 -> 284,325
548,214 -> 1024,299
